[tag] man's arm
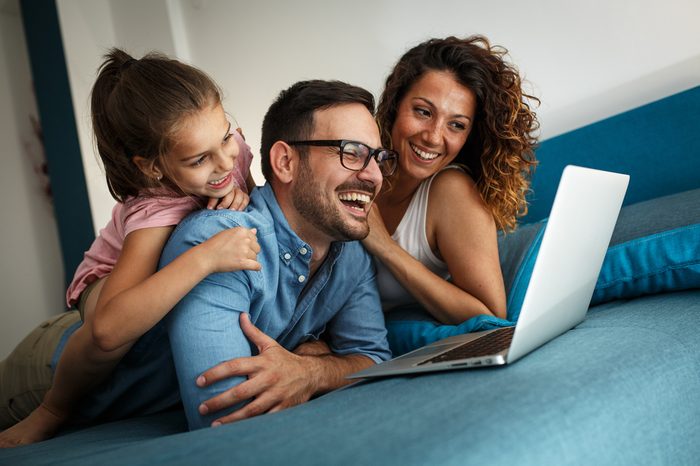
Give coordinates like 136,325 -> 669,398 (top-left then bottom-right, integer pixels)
196,313 -> 374,426
194,245 -> 390,427
160,213 -> 260,430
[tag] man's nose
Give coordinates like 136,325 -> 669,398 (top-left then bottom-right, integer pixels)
357,156 -> 383,189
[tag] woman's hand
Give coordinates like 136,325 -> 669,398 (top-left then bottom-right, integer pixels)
207,187 -> 249,211
362,204 -> 394,256
199,227 -> 261,274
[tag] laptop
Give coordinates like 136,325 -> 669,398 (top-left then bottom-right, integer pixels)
349,165 -> 629,379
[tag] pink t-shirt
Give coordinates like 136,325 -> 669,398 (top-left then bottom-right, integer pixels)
65,131 -> 254,307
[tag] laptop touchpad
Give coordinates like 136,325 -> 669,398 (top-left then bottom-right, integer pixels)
404,343 -> 455,359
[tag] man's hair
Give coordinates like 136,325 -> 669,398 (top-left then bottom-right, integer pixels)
260,80 -> 375,181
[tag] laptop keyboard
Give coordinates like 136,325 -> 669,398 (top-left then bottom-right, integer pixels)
417,326 -> 516,365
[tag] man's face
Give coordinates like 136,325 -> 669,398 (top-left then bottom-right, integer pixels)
291,103 -> 383,242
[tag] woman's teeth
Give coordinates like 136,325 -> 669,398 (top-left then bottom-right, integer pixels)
410,143 -> 439,161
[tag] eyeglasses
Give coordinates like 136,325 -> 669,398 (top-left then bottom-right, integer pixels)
287,140 -> 398,176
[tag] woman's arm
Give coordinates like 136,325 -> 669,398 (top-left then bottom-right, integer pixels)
92,224 -> 260,351
364,170 -> 506,324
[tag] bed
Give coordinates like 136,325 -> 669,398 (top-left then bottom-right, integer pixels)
2,86 -> 698,466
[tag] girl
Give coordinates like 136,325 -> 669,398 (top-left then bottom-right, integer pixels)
0,48 -> 260,446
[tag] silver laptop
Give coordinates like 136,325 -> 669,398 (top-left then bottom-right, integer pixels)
349,165 -> 629,379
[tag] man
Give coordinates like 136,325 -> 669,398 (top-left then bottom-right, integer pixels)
160,80 -> 397,430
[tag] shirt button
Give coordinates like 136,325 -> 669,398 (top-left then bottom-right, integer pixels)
299,247 -> 308,255
283,253 -> 291,260
298,275 -> 306,283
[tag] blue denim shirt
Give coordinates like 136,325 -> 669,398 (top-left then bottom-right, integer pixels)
162,183 -> 391,361
66,184 -> 389,426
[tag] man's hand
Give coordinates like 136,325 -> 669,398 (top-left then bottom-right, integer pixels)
196,313 -> 319,426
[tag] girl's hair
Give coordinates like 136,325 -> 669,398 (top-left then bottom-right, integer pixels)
377,35 -> 540,231
91,48 -> 222,202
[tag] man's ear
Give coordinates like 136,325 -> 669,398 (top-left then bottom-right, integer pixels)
269,141 -> 296,184
132,156 -> 163,181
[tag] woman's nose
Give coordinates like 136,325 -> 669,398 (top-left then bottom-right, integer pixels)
423,121 -> 442,146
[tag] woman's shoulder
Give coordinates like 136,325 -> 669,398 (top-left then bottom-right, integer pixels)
430,166 -> 479,200
428,165 -> 493,221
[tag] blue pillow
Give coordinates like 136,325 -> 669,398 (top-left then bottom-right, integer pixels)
590,188 -> 700,305
385,188 -> 700,357
384,305 -> 512,357
499,187 -> 700,316
497,221 -> 546,321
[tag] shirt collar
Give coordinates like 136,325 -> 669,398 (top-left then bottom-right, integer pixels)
256,183 -> 313,263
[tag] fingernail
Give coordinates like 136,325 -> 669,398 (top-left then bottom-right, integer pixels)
199,404 -> 209,415
211,421 -> 222,428
196,376 -> 206,386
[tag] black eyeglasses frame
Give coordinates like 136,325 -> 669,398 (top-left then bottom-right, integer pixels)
286,139 -> 398,176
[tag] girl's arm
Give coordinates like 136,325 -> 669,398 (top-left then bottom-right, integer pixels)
0,224 -> 260,446
92,224 -> 260,352
364,169 -> 506,324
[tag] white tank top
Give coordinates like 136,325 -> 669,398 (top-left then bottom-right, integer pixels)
375,165 -> 464,310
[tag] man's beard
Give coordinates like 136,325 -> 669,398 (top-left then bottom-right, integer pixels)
292,157 -> 372,242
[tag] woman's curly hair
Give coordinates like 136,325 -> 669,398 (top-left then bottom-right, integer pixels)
377,35 -> 540,231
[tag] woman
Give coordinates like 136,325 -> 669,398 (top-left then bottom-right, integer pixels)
363,35 -> 539,324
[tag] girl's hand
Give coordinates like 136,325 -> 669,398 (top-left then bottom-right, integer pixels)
207,187 -> 250,211
201,227 -> 261,274
361,204 -> 394,256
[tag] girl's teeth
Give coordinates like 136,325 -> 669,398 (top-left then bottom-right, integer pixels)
209,174 -> 228,185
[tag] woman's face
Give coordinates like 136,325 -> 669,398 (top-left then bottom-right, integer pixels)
390,70 -> 476,183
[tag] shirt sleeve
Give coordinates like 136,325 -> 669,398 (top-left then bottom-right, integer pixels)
159,210 -> 258,428
159,209 -> 256,317
325,257 -> 392,363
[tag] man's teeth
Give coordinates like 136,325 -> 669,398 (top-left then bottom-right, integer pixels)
339,192 -> 371,204
411,143 -> 439,160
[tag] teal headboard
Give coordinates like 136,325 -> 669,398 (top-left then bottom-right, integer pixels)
523,86 -> 700,223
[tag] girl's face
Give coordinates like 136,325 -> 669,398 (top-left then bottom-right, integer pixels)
163,102 -> 240,198
390,70 -> 477,183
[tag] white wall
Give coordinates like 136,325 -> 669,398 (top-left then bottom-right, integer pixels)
56,0 -> 182,233
58,0 -> 700,231
0,0 -> 65,358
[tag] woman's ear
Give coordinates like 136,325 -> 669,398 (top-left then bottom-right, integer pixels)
132,156 -> 163,181
269,141 -> 296,184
